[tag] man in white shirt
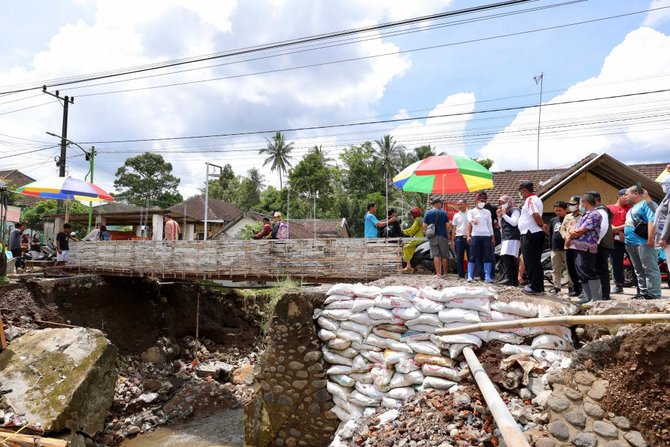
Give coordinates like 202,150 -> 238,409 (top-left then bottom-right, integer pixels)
450,199 -> 469,279
518,181 -> 546,294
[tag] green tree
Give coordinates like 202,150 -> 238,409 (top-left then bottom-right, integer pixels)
21,199 -> 87,233
374,135 -> 405,180
260,131 -> 294,189
339,142 -> 384,197
206,163 -> 240,203
237,168 -> 265,210
114,153 -> 182,207
474,158 -> 494,170
254,186 -> 287,216
414,145 -> 435,160
396,150 -> 417,171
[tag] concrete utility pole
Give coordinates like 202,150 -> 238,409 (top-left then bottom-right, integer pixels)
533,73 -> 544,170
203,162 -> 222,241
43,86 -> 74,177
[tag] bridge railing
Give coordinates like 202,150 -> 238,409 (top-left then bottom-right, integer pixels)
67,238 -> 404,282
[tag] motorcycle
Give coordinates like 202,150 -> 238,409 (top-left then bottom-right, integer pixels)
405,240 -> 458,274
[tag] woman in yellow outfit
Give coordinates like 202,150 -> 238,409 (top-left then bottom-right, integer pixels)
402,207 -> 424,273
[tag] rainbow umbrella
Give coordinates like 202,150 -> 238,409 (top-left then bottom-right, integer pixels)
656,167 -> 670,184
16,176 -> 113,202
393,154 -> 493,193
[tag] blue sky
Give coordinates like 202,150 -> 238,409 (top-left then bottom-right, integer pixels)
1,0 -> 669,197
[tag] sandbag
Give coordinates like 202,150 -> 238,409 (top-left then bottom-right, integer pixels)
388,387 -> 416,400
371,366 -> 393,388
445,296 -> 490,313
327,338 -> 352,350
400,330 -> 431,342
395,358 -> 421,373
367,307 -> 394,320
380,286 -> 418,299
317,316 -> 339,332
479,310 -> 521,322
407,340 -> 441,356
490,300 -> 538,317
350,372 -> 374,384
414,353 -> 455,368
341,321 -> 372,337
385,338 -> 414,354
360,350 -> 385,364
373,328 -> 402,341
327,365 -> 352,375
389,371 -> 424,388
352,284 -> 381,298
417,287 -> 444,302
330,405 -> 351,422
413,296 -> 444,313
442,286 -> 494,301
364,333 -> 388,349
330,374 -> 355,387
349,390 -> 381,407
531,334 -> 573,351
351,355 -> 373,373
327,284 -> 357,296
325,300 -> 355,310
351,298 -> 375,313
355,382 -> 385,401
323,309 -> 353,321
322,348 -> 354,366
500,344 -> 534,356
318,328 -> 337,341
407,314 -> 441,327
438,308 -> 480,324
448,344 -> 469,359
406,324 -> 440,333
430,334 -> 482,348
377,323 -> 407,333
422,376 -> 456,390
487,331 -> 524,344
352,341 -> 383,353
383,349 -> 413,365
533,348 -> 569,363
374,295 -> 413,309
336,329 -> 364,344
381,397 -> 402,409
327,381 -> 353,401
324,294 -> 354,304
421,364 -> 460,382
392,306 -> 421,320
350,312 -> 375,326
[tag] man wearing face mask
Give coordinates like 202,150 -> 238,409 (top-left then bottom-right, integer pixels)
587,191 -> 613,300
451,199 -> 470,279
518,181 -> 545,295
479,192 -> 501,247
466,193 -> 495,282
496,195 -> 520,286
561,196 -> 583,297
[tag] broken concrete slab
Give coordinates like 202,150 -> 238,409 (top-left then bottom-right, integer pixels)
0,327 -> 118,436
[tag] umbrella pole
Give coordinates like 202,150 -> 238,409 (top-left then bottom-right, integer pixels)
64,200 -> 71,224
385,172 -> 389,238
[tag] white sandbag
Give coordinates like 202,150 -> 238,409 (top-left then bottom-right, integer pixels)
318,328 -> 337,341
491,300 -> 538,317
360,350 -> 384,364
407,340 -> 441,356
350,372 -> 374,384
500,344 -> 534,356
442,286 -> 494,301
499,324 -> 571,338
392,306 -> 421,320
371,366 -> 393,387
327,365 -> 352,375
376,324 -> 407,333
418,287 -> 444,302
533,348 -> 569,363
341,321 -> 372,337
336,347 -> 359,359
373,328 -> 402,341
406,314 -> 441,327
349,391 -> 381,407
363,407 -> 377,417
327,381 -> 353,401
387,387 -> 416,400
421,364 -> 460,382
413,296 -> 444,313
414,353 -> 455,367
395,358 -> 421,373
351,355 -> 373,373
380,286 -> 418,299
537,303 -> 578,318
327,338 -> 352,350
400,330 -> 431,342
448,344 -> 469,359
364,333 -> 388,349
348,403 -> 364,419
330,374 -> 355,387
318,316 -> 339,332
367,307 -> 394,320
531,334 -> 573,351
355,382 -> 385,401
322,348 -> 354,366
350,312 -> 375,326
374,295 -> 413,309
406,324 -> 440,333
445,296 -> 491,313
422,376 -> 457,390
351,284 -> 381,298
323,309 -> 353,321
324,294 -> 354,304
330,405 -> 351,422
438,308 -> 481,324
351,298 -> 375,313
385,339 -> 414,354
381,397 -> 402,409
487,331 -> 524,344
389,371 -> 424,388
336,329 -> 364,344
325,300 -> 355,310
430,334 -> 482,348
479,310 -> 521,322
351,341 -> 383,352
383,349 -> 413,365
327,284 -> 357,296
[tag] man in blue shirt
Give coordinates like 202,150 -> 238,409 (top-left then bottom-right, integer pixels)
624,185 -> 661,299
364,202 -> 395,238
423,198 -> 451,277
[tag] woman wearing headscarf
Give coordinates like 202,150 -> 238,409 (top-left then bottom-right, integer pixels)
655,177 -> 670,262
402,207 -> 424,273
496,194 -> 521,286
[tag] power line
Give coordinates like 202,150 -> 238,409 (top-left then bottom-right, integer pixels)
0,0 -> 533,95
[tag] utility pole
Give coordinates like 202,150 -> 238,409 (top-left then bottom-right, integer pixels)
203,162 -> 222,241
533,73 -> 544,170
43,86 -> 74,177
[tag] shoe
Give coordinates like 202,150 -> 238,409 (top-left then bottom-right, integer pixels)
577,282 -> 593,305
521,286 -> 541,295
551,287 -> 561,293
568,289 -> 581,297
632,294 -> 647,300
612,285 -> 624,294
467,263 -> 475,283
484,262 -> 494,283
497,279 -> 512,286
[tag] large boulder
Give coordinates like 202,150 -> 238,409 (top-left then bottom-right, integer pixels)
0,327 -> 118,436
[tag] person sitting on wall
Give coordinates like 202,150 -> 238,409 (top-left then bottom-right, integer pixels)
401,207 -> 424,273
253,217 -> 273,239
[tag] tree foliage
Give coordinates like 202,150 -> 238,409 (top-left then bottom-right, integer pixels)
474,158 -> 494,170
260,131 -> 294,189
114,153 -> 183,207
21,199 -> 88,233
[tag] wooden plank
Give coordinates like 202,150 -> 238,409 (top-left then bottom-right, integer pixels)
0,431 -> 69,446
0,311 -> 6,350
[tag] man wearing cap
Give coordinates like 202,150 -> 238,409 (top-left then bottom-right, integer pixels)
423,198 -> 450,277
164,212 -> 180,241
271,212 -> 285,239
561,196 -> 583,296
607,189 -> 630,294
518,181 -> 545,295
364,202 -> 396,239
587,191 -> 613,300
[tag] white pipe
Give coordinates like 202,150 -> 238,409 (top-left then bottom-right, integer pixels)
462,347 -> 531,447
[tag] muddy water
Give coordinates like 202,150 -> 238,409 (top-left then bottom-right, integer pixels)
120,409 -> 244,447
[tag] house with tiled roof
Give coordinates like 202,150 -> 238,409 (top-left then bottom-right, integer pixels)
168,195 -> 243,240
213,211 -> 350,240
0,169 -> 41,207
433,153 -> 667,216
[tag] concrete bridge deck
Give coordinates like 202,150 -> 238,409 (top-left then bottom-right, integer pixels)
67,238 -> 403,283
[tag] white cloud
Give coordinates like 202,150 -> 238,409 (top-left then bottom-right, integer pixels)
643,0 -> 670,27
479,27 -> 670,170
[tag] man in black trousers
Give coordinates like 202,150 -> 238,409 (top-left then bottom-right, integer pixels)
518,181 -> 546,295
588,191 -> 613,300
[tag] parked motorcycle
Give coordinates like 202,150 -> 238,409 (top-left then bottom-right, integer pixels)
405,240 -> 457,273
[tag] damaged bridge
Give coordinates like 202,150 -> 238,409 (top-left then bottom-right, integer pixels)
67,239 -> 403,282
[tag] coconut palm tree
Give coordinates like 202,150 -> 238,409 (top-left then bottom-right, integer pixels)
247,167 -> 265,192
374,134 -> 405,181
260,131 -> 294,188
414,144 -> 435,161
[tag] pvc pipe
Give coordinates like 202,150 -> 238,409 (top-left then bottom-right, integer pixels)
435,313 -> 670,336
462,347 -> 531,447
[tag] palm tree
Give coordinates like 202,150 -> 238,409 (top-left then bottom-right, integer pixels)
396,150 -> 417,171
310,144 -> 333,164
374,134 -> 405,181
260,131 -> 294,188
414,145 -> 435,161
247,167 -> 265,192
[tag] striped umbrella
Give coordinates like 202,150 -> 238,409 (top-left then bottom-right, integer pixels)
16,176 -> 113,202
393,154 -> 493,193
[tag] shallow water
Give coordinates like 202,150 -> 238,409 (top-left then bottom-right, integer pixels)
120,409 -> 244,447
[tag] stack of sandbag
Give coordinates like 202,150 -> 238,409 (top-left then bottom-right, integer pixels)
314,283 -> 574,422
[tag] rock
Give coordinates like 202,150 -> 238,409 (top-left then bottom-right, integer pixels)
232,364 -> 255,385
528,375 -> 545,396
140,346 -> 166,365
532,390 -> 552,409
127,425 -> 141,435
548,420 -> 570,441
573,371 -> 596,386
587,379 -> 608,401
606,442 -> 626,447
624,431 -> 647,447
519,388 -> 532,400
593,420 -> 618,438
563,387 -> 583,401
338,420 -> 357,439
571,432 -> 598,447
583,400 -> 604,419
195,361 -> 235,381
535,438 -> 558,447
137,392 -> 159,404
564,410 -> 587,428
547,394 -> 571,412
610,416 -> 630,430
0,328 -> 117,437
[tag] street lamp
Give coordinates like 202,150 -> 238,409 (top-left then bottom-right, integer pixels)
46,132 -> 96,232
533,72 -> 544,170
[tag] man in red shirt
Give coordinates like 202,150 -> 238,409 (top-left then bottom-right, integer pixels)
164,212 -> 181,241
607,189 -> 631,293
252,218 -> 272,239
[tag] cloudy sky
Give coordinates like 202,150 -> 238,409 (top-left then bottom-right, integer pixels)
1,0 -> 670,198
